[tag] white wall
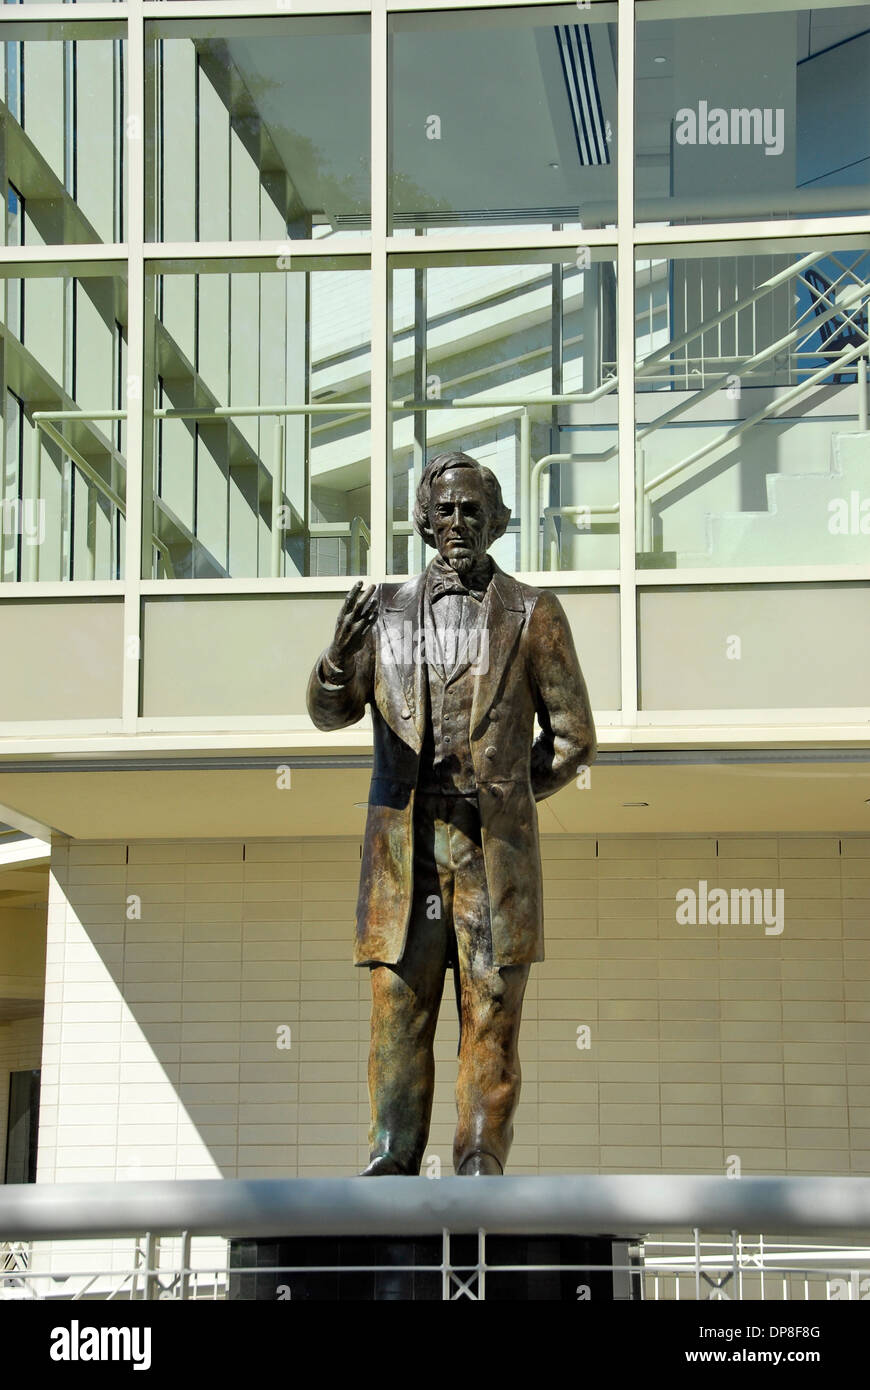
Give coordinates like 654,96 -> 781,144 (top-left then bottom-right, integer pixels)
37,831 -> 870,1183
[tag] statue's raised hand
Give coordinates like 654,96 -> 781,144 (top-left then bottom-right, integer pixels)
327,581 -> 378,668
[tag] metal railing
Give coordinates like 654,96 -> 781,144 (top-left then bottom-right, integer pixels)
635,347 -> 869,555
531,280 -> 870,567
643,1233 -> 870,1302
2,1175 -> 870,1301
155,402 -> 368,579
9,250 -> 870,581
27,409 -> 166,582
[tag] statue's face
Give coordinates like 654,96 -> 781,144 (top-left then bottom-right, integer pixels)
429,469 -> 491,570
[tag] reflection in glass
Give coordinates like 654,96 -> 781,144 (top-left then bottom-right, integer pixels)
1,274 -> 127,582
146,265 -> 371,579
390,4 -> 617,234
390,250 -> 618,576
635,246 -> 870,568
1,30 -> 125,245
147,18 -> 370,242
636,2 -> 870,225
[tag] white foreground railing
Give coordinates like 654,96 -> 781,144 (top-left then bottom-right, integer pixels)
2,1176 -> 870,1301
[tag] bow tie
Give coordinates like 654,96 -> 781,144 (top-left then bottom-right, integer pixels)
428,558 -> 492,604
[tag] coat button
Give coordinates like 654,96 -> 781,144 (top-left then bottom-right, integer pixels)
400,706 -> 411,719
489,785 -> 503,799
489,709 -> 499,722
485,745 -> 497,758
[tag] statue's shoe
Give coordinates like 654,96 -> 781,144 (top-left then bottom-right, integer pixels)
358,1154 -> 407,1176
456,1151 -> 503,1176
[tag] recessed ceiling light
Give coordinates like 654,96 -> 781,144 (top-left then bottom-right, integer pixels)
623,801 -> 649,808
549,161 -> 560,169
654,56 -> 667,63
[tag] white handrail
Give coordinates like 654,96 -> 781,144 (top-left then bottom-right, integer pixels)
532,340 -> 868,569
30,413 -> 175,581
22,249 -> 868,583
2,1175 -> 870,1241
644,339 -> 869,497
633,250 -> 826,378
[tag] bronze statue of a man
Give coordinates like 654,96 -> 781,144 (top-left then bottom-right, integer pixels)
307,451 -> 596,1176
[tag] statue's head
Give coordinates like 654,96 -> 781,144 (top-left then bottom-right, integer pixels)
412,451 -> 511,576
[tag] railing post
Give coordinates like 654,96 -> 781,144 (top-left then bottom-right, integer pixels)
28,419 -> 41,582
271,415 -> 285,579
520,409 -> 530,571
86,477 -> 97,582
544,509 -> 559,571
635,443 -> 645,554
143,1232 -> 158,1301
180,1230 -> 191,1302
859,354 -> 868,434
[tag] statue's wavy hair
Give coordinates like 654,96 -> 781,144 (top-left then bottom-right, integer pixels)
412,451 -> 511,549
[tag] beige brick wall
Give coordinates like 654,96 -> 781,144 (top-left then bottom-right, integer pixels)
35,833 -> 870,1183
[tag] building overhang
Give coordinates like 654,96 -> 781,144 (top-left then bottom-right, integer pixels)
0,747 -> 867,840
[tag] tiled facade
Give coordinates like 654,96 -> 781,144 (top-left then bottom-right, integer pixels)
36,833 -> 870,1183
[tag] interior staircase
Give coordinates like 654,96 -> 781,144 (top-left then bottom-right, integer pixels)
678,430 -> 869,567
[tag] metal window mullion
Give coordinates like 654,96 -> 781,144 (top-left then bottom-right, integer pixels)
634,214 -> 870,248
369,0 -> 388,577
617,0 -> 637,726
550,247 -> 563,571
143,0 -> 370,15
123,0 -> 145,730
116,34 -> 125,245
411,247 -> 426,574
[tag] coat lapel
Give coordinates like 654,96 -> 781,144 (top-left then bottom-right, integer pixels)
469,564 -> 527,738
422,586 -> 449,684
382,572 -> 427,749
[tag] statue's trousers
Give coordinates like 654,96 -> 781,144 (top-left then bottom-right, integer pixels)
366,791 -> 530,1175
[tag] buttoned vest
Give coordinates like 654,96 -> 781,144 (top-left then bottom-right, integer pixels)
417,585 -> 487,795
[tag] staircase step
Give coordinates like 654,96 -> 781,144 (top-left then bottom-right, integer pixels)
680,432 -> 870,566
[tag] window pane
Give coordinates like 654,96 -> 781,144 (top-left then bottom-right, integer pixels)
1,27 -> 125,245
145,261 -> 371,580
1,271 -> 127,582
389,248 -> 618,576
147,17 -> 370,243
4,1070 -> 40,1186
636,1 -> 870,226
635,242 -> 870,569
390,3 -> 617,235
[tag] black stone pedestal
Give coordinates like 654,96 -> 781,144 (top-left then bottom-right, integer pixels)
228,1234 -> 642,1301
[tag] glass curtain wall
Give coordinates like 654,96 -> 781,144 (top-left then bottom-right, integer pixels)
0,1 -> 867,586
1,26 -> 126,581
